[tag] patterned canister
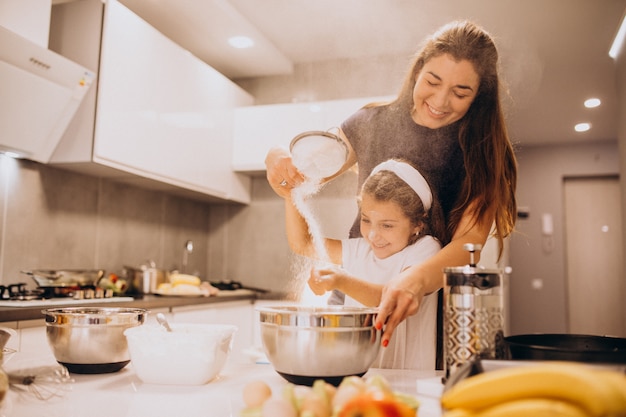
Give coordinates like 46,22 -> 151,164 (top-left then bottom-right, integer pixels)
443,244 -> 506,380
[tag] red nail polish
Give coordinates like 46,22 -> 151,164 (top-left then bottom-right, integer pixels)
375,322 -> 382,330
382,339 -> 389,348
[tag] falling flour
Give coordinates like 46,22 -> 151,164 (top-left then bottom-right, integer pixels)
288,132 -> 347,303
291,179 -> 328,262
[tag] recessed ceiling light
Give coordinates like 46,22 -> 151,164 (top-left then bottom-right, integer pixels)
584,98 -> 601,108
575,123 -> 591,132
228,36 -> 254,49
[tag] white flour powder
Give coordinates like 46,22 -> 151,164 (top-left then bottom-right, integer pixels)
291,179 -> 328,262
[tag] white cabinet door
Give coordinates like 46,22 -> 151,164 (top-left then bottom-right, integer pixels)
232,96 -> 393,173
51,0 -> 254,203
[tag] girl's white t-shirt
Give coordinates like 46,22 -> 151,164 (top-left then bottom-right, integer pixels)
341,235 -> 441,370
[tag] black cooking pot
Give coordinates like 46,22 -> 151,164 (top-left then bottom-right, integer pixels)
504,333 -> 626,364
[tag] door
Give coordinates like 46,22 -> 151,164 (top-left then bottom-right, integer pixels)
564,176 -> 625,336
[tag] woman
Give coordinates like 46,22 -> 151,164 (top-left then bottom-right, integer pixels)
265,20 -> 517,362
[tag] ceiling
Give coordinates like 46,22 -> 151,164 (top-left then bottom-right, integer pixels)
117,0 -> 625,147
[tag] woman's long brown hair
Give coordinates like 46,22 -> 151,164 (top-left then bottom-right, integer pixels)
394,20 -> 517,257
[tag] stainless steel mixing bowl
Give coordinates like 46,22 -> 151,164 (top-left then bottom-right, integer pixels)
43,307 -> 146,374
257,305 -> 381,386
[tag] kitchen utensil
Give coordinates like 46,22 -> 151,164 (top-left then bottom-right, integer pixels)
257,305 -> 380,386
124,323 -> 237,385
43,307 -> 146,374
181,240 -> 193,273
7,364 -> 73,401
123,262 -> 166,295
21,269 -> 105,288
0,327 -> 16,365
443,243 -> 506,381
156,313 -> 172,332
0,329 -> 11,352
504,333 -> 626,363
209,280 -> 269,293
289,130 -> 348,180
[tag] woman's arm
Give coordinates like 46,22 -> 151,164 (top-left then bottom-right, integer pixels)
374,202 -> 494,346
308,266 -> 383,307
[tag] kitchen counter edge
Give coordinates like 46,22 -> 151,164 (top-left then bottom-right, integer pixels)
0,291 -> 271,323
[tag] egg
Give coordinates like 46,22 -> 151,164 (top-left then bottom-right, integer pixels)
261,397 -> 297,417
242,380 -> 272,408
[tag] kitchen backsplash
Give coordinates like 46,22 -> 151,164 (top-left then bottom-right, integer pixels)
0,155 -> 213,288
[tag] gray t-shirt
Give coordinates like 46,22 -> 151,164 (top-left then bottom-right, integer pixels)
341,101 -> 465,241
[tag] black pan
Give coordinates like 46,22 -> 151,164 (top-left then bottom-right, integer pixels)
504,333 -> 626,364
209,280 -> 269,293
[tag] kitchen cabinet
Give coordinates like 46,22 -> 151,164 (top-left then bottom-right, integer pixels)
232,95 -> 393,174
48,0 -> 254,203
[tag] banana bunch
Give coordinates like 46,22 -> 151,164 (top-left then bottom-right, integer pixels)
440,362 -> 626,417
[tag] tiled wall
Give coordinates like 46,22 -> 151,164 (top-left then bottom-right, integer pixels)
0,155 -> 212,288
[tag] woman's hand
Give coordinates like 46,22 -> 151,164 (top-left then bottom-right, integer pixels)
265,146 -> 304,197
375,277 -> 422,347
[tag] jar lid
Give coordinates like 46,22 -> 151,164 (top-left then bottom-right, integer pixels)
444,267 -> 502,289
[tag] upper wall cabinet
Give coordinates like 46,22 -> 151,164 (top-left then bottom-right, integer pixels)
232,96 -> 393,174
49,0 -> 254,203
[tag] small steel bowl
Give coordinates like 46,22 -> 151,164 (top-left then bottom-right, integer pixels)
257,305 -> 380,386
43,307 -> 146,374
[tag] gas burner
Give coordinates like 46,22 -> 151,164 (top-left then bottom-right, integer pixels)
0,283 -> 45,300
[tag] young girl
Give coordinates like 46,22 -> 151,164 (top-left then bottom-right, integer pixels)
284,159 -> 445,370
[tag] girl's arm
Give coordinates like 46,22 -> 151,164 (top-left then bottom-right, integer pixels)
284,196 -> 342,264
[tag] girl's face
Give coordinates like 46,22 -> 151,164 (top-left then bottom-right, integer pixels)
411,53 -> 480,129
360,194 -> 420,259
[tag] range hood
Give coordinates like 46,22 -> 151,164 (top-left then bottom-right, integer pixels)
0,25 -> 96,163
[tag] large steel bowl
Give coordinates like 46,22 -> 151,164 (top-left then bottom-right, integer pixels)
43,307 -> 146,374
257,305 -> 381,386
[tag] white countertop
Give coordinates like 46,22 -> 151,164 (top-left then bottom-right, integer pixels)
1,352 -> 445,417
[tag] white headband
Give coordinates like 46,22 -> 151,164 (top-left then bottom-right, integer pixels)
370,160 -> 433,211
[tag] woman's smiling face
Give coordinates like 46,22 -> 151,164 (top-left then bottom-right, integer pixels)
411,53 -> 480,129
360,194 -> 420,259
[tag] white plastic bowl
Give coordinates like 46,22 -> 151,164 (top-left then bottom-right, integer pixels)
124,323 -> 237,385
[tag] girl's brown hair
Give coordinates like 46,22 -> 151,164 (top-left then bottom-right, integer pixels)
359,160 -> 448,245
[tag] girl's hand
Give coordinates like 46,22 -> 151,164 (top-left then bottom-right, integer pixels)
265,146 -> 304,197
308,266 -> 343,295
